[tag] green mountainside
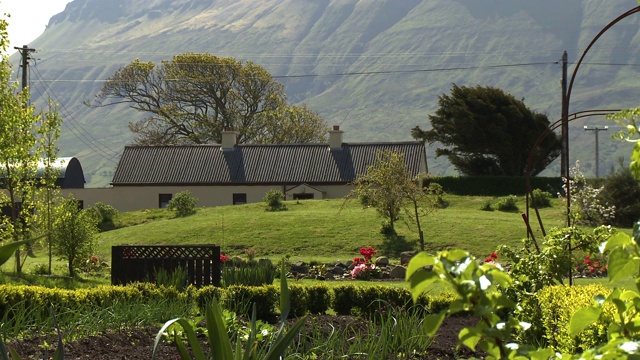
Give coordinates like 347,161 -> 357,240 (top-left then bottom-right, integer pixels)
11,0 -> 640,187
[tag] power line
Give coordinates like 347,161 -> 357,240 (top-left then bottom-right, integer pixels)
28,61 -> 561,83
30,66 -> 120,164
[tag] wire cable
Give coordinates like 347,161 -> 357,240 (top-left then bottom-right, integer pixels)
30,66 -> 120,164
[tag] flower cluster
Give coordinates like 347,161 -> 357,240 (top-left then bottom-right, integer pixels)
220,254 -> 230,264
351,246 -> 378,280
359,246 -> 377,262
560,161 -> 616,226
79,255 -> 101,273
484,252 -> 498,265
576,254 -> 607,277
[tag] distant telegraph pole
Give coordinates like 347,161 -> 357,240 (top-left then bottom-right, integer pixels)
583,125 -> 608,178
13,45 -> 36,93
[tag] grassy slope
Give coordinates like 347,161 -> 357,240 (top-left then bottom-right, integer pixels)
93,195 -> 567,264
2,194 -> 635,291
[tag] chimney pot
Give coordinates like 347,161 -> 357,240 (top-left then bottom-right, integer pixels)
221,128 -> 237,150
329,125 -> 344,149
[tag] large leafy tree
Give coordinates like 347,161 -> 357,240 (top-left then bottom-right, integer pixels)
412,84 -> 561,176
0,15 -> 61,274
91,53 -> 328,145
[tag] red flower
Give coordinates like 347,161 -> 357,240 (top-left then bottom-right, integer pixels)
220,254 -> 230,264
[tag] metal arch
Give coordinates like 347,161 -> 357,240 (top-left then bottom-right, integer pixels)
523,109 -> 620,250
523,4 -> 640,249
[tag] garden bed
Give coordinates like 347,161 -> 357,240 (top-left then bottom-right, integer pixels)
7,315 -> 484,359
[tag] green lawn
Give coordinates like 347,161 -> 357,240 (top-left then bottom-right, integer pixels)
95,195 -> 568,263
0,194 -> 630,289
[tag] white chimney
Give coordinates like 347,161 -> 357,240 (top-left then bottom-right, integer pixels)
221,128 -> 237,149
329,125 -> 343,149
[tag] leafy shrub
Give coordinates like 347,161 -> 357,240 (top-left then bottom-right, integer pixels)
31,263 -> 49,275
536,284 -> 614,353
426,182 -> 448,208
531,188 -> 552,208
194,285 -> 225,310
599,165 -> 640,227
306,284 -> 331,314
264,189 -> 286,211
563,161 -> 615,225
495,195 -> 519,212
222,285 -> 278,321
289,284 -> 310,317
154,266 -> 188,291
87,202 -> 119,231
222,261 -> 277,287
419,291 -> 461,314
332,284 -> 360,315
479,199 -> 494,211
168,190 -> 198,217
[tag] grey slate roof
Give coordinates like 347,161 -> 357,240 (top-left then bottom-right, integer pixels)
111,142 -> 427,186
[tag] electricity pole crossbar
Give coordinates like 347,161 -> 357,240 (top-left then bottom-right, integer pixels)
583,125 -> 608,178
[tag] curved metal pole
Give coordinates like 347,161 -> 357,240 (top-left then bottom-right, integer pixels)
524,5 -> 640,240
563,6 -> 640,228
524,109 -> 619,251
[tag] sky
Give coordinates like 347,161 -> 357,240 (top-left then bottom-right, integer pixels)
2,0 -> 73,53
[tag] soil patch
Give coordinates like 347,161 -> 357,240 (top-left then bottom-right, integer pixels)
6,315 -> 485,359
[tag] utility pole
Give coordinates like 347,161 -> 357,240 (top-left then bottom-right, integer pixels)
561,51 -> 569,179
584,125 -> 608,178
13,45 -> 36,93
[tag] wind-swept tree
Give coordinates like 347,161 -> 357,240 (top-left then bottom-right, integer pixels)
90,53 -> 328,145
412,84 -> 561,176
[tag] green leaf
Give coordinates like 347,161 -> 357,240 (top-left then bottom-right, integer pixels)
408,268 -> 439,303
405,252 -> 435,280
526,347 -> 556,360
242,303 -> 258,360
0,338 -> 8,360
458,327 -> 481,351
264,315 -> 307,360
608,247 -> 637,282
174,332 -> 192,359
602,232 -> 633,253
422,312 -> 445,337
206,298 -> 234,360
487,269 -> 513,288
279,258 -> 291,321
447,249 -> 470,262
154,319 -> 180,359
0,235 -> 44,266
570,307 -> 601,336
7,348 -> 21,360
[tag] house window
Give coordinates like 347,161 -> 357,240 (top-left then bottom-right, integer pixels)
233,193 -> 247,205
159,194 -> 172,208
293,193 -> 314,200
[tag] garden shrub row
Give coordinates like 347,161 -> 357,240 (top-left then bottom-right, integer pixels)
0,281 -> 618,348
429,176 -> 563,196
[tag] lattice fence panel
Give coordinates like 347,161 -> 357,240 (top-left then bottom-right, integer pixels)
111,245 -> 220,288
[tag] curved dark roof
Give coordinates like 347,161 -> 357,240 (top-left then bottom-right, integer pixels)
37,157 -> 85,188
111,143 -> 427,186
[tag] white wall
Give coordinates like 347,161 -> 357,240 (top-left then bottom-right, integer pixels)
64,184 -> 354,212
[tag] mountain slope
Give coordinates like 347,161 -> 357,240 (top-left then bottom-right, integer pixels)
13,0 -> 640,186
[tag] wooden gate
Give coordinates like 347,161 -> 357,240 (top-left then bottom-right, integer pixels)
111,244 -> 221,287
